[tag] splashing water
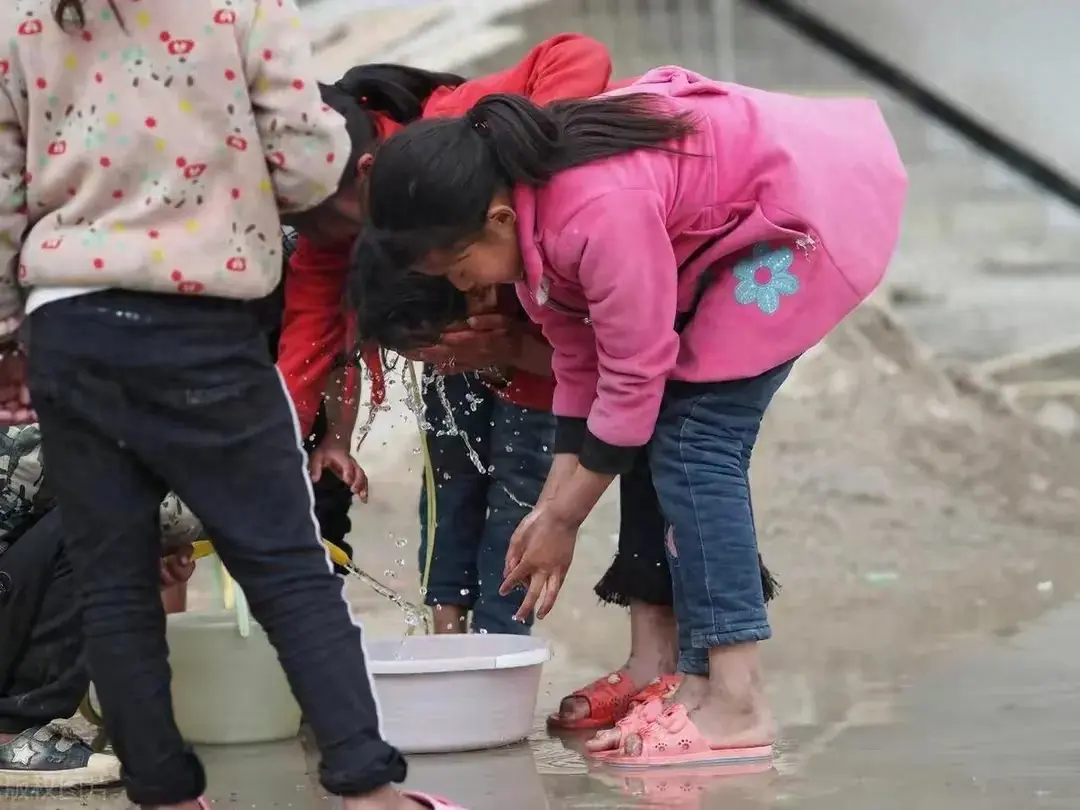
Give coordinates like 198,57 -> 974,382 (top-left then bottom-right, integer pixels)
403,365 -> 534,510
340,557 -> 431,636
336,358 -> 540,639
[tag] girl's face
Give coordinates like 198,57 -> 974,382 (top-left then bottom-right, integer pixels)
421,202 -> 523,293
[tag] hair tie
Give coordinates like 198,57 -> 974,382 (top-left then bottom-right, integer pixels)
465,108 -> 487,133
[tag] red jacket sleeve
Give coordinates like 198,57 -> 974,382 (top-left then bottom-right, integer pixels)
277,235 -> 351,437
422,33 -> 613,116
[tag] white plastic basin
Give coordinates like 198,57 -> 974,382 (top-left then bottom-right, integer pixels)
367,634 -> 551,754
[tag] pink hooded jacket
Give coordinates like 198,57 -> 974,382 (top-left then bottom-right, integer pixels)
513,67 -> 907,473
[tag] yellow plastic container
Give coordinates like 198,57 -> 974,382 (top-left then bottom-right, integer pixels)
167,610 -> 301,745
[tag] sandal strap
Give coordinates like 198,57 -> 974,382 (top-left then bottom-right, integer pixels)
568,672 -> 638,716
630,674 -> 681,706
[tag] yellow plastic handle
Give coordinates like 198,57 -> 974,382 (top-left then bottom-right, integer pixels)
190,538 -> 352,569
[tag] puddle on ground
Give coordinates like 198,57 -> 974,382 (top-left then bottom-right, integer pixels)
14,609 -> 1080,810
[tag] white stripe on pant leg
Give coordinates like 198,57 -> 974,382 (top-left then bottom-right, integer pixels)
273,368 -> 385,736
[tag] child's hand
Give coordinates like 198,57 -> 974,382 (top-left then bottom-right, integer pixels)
160,544 -> 196,589
435,315 -> 521,371
309,439 -> 369,502
500,505 -> 579,621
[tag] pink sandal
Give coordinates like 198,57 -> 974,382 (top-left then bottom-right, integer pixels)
404,791 -> 468,809
605,704 -> 774,771
586,675 -> 681,760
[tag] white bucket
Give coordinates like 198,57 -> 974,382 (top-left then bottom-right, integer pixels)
368,634 -> 551,754
167,611 -> 302,745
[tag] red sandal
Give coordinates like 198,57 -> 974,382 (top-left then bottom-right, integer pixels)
547,672 -> 642,731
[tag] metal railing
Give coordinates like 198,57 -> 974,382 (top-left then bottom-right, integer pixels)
747,0 -> 1080,214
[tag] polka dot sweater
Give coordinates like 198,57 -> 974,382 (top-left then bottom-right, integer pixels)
0,0 -> 349,336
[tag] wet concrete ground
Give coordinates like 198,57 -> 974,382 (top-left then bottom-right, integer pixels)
11,598 -> 1080,809
12,310 -> 1080,808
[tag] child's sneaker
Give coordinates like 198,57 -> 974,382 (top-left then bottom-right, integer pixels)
0,724 -> 120,790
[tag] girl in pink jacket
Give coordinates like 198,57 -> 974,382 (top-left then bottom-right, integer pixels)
356,66 -> 906,768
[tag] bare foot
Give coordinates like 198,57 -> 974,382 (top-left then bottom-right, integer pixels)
622,691 -> 774,757
666,674 -> 708,712
686,694 -> 776,749
557,601 -> 677,725
584,697 -> 663,753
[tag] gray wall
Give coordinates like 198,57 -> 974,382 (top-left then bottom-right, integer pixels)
797,0 -> 1077,178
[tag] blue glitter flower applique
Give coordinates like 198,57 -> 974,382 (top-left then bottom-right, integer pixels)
733,243 -> 800,315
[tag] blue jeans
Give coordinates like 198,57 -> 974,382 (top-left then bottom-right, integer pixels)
648,361 -> 794,676
418,372 -> 555,635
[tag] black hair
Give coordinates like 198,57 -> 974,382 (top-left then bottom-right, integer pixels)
348,236 -> 467,353
322,65 -> 465,184
364,92 -> 699,257
54,0 -> 125,31
282,64 -> 464,232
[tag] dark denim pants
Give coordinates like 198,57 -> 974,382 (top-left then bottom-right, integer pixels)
26,291 -> 405,805
0,508 -> 87,733
418,371 -> 555,635
648,361 -> 794,676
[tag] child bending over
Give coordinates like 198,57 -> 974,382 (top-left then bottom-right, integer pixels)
353,68 -> 906,768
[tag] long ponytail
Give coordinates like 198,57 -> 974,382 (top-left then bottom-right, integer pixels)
53,0 -> 126,31
365,92 -> 698,254
468,92 -> 698,184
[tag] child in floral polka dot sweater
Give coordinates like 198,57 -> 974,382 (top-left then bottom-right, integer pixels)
0,3 -> 462,810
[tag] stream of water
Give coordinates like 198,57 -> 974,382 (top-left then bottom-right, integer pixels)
348,360 -> 538,648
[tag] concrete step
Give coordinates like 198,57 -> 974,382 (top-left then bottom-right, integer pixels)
947,191 -> 1049,244
890,275 -> 1080,362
